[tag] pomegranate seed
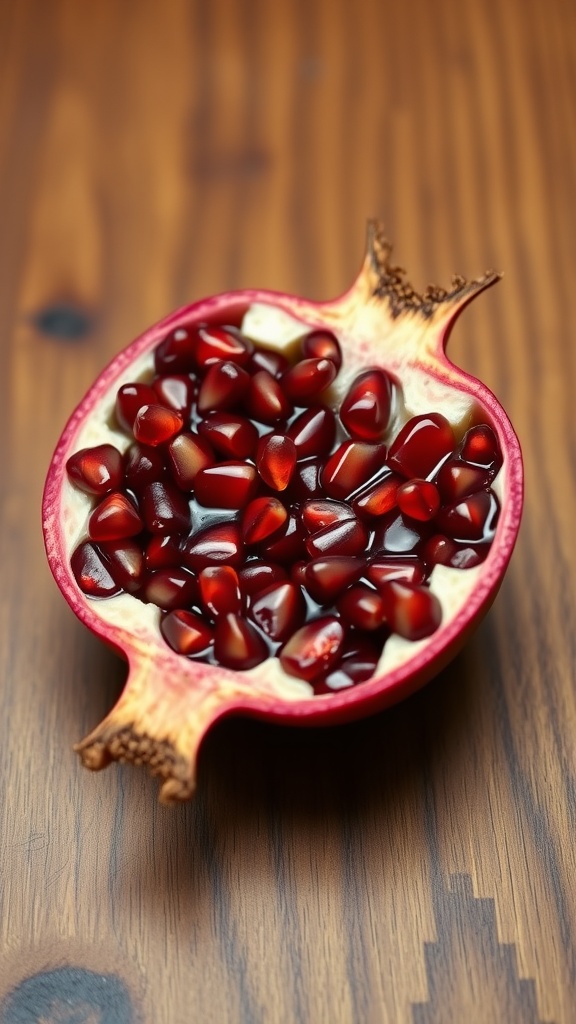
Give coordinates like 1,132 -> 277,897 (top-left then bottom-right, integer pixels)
322,441 -> 386,500
197,360 -> 250,414
422,534 -> 486,569
88,491 -> 143,542
71,541 -> 121,597
304,556 -> 365,603
194,461 -> 259,509
115,382 -> 158,433
290,561 -> 308,586
214,614 -> 268,670
372,510 -> 430,555
182,522 -> 244,572
367,557 -> 427,588
140,480 -> 191,535
286,458 -> 325,502
351,470 -> 402,519
396,479 -> 440,521
450,545 -> 489,568
243,496 -> 288,544
198,412 -> 258,459
337,584 -> 386,631
154,326 -> 197,374
161,609 -> 213,655
167,432 -> 215,490
280,616 -> 344,681
435,490 -> 499,542
195,325 -> 253,367
387,413 -> 455,479
435,458 -> 493,504
301,499 -> 355,534
315,647 -> 380,693
459,423 -> 502,471
282,358 -> 337,404
144,568 -> 199,610
286,406 -> 336,458
238,561 -> 287,595
133,404 -> 184,446
152,374 -> 195,417
66,444 -> 123,496
199,566 -> 242,617
248,349 -> 290,378
250,582 -> 306,641
256,434 -> 297,491
98,539 -> 145,592
340,369 -> 393,441
302,329 -> 342,370
245,369 -> 293,424
259,513 -> 306,564
144,534 -> 182,570
123,442 -> 166,491
305,518 -> 368,558
379,580 -> 442,641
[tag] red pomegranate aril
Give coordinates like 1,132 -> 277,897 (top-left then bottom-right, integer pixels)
214,614 -> 268,670
322,441 -> 387,500
194,462 -> 259,509
98,539 -> 145,593
340,369 -> 393,441
250,581 -> 306,642
199,566 -> 242,617
167,432 -> 214,491
88,491 -> 143,542
315,648 -> 379,693
379,580 -> 442,641
337,584 -> 386,631
197,360 -> 251,414
256,434 -> 297,491
435,490 -> 499,542
195,325 -> 253,367
301,499 -> 354,534
302,329 -> 342,370
242,496 -> 288,545
351,470 -> 402,519
286,458 -> 325,501
238,560 -> 287,596
459,423 -> 502,471
245,369 -> 293,424
66,444 -> 123,497
280,616 -> 344,681
281,358 -> 337,404
304,555 -> 365,604
248,349 -> 290,378
286,406 -> 336,458
152,374 -> 195,418
198,412 -> 258,459
140,480 -> 191,535
435,458 -> 493,504
133,404 -> 184,446
372,510 -> 429,555
387,413 -> 456,479
290,561 -> 308,587
396,479 -> 440,521
144,568 -> 199,611
368,557 -> 427,588
305,518 -> 368,558
160,609 -> 213,656
182,522 -> 244,572
123,442 -> 166,491
145,534 -> 182,571
154,326 -> 197,374
115,383 -> 158,433
260,513 -> 306,564
423,534 -> 486,569
70,541 -> 121,598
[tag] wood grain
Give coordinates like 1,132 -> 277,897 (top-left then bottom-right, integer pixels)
0,0 -> 574,1020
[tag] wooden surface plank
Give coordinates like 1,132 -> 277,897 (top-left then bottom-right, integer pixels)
0,0 -> 574,1021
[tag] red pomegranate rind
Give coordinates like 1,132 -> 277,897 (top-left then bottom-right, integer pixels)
66,445 -> 123,496
88,492 -> 143,542
160,609 -> 213,656
387,413 -> 455,479
279,616 -> 345,681
379,580 -> 442,641
340,369 -> 393,441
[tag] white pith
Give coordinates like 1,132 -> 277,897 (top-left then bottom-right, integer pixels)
58,300 -> 507,703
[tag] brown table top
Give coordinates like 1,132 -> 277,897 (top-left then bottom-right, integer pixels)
1,0 -> 574,1021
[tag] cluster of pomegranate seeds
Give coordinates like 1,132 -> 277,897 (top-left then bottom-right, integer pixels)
66,317 -> 503,693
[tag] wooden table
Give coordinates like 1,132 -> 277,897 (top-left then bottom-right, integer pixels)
1,0 -> 574,1021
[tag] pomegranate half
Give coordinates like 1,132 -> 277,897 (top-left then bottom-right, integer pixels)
42,223 -> 523,802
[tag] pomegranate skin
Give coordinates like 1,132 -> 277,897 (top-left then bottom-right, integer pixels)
43,222 -> 523,803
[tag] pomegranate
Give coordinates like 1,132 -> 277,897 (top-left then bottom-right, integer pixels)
42,223 -> 523,802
